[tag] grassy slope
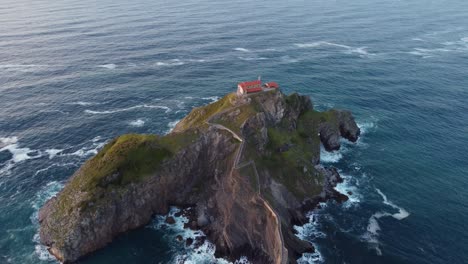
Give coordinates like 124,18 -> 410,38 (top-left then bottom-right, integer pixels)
52,91 -> 339,219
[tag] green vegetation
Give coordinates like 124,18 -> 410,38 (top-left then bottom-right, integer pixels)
212,103 -> 258,134
176,93 -> 237,131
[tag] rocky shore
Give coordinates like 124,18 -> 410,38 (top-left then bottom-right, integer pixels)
38,89 -> 360,263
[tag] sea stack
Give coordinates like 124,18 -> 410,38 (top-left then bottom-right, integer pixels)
38,88 -> 360,263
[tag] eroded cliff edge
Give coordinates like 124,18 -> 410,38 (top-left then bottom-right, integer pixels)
39,90 -> 360,263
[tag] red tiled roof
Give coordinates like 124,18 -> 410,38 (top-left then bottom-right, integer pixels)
265,82 -> 279,88
238,80 -> 261,90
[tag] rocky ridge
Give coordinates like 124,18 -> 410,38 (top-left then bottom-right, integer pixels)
39,89 -> 360,263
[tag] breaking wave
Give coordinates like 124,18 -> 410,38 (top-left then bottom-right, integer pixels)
0,137 -> 42,175
334,173 -> 362,208
202,96 -> 220,103
155,59 -> 185,66
166,119 -> 181,134
234,48 -> 250,52
362,189 -> 410,255
238,56 -> 268,61
98,63 -> 117,69
294,205 -> 327,263
294,42 -> 373,57
85,104 -> 171,114
129,119 -> 145,127
31,181 -> 64,261
150,207 -> 250,264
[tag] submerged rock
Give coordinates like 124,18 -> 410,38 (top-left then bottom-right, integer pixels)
38,89 -> 360,264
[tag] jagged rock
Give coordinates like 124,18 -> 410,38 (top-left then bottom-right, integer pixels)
38,90 -> 360,264
165,216 -> 176,225
186,238 -> 194,247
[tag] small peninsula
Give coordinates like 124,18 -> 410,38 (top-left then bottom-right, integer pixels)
39,87 -> 360,263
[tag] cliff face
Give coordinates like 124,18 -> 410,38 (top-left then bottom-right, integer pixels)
39,89 -> 360,263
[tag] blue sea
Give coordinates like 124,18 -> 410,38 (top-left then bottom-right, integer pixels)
1,0 -> 467,263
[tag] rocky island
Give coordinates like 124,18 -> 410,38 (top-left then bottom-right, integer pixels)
39,88 -> 360,263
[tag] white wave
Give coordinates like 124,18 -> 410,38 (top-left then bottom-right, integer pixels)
68,101 -> 99,106
234,48 -> 251,52
98,63 -> 117,69
362,211 -> 388,255
334,174 -> 361,208
155,59 -> 185,66
202,96 -> 220,103
166,119 -> 181,134
85,104 -> 171,114
0,64 -> 48,69
238,56 -> 268,61
320,146 -> 343,163
67,142 -> 105,158
462,37 -> 468,43
412,38 -> 424,41
187,59 -> 207,63
151,207 -> 249,264
376,189 -> 410,220
357,121 -> 377,135
184,96 -> 194,99
33,162 -> 75,176
129,119 -> 145,127
293,207 -> 326,263
44,149 -> 63,159
362,189 -> 410,255
294,41 -> 372,57
0,137 -> 42,175
280,56 -> 299,63
297,250 -> 324,264
31,181 -> 64,261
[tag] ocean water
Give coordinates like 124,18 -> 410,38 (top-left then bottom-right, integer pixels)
1,0 -> 468,263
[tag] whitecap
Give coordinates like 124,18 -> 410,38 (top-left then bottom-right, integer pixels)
294,42 -> 373,57
151,207 -> 249,264
461,37 -> 468,43
376,188 -> 410,220
129,119 -> 145,127
44,149 -> 63,159
202,96 -> 220,103
334,173 -> 361,208
33,162 -> 75,176
68,101 -> 99,106
155,59 -> 185,66
234,48 -> 250,52
294,207 -> 326,263
85,104 -> 171,114
238,56 -> 267,61
31,181 -> 64,261
297,250 -> 324,264
98,63 -> 117,69
166,119 -> 181,134
361,189 -> 410,255
319,146 -> 343,163
0,137 -> 42,174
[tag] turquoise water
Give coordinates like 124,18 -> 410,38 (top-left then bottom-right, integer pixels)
1,0 -> 467,263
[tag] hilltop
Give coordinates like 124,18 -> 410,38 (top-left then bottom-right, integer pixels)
38,89 -> 360,263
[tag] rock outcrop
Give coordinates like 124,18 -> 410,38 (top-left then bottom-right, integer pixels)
39,89 -> 360,263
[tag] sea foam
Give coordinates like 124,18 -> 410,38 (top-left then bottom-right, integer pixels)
98,63 -> 117,69
362,189 -> 410,255
31,181 -> 64,261
234,48 -> 250,52
129,119 -> 145,127
0,137 -> 42,175
85,104 -> 171,114
151,207 -> 250,264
